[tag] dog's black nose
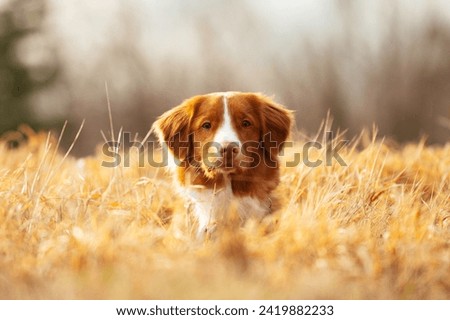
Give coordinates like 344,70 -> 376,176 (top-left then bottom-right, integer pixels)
221,142 -> 239,155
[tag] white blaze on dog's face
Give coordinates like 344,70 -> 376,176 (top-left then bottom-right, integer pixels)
213,94 -> 241,145
152,92 -> 292,175
205,93 -> 245,172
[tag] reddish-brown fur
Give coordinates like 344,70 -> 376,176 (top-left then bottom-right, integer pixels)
153,92 -> 293,214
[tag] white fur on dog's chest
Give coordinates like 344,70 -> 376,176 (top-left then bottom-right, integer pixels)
180,180 -> 270,236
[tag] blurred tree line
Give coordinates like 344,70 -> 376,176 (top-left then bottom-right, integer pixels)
0,0 -> 61,138
0,0 -> 448,155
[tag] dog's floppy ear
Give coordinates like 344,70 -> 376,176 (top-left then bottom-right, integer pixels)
257,94 -> 293,159
152,96 -> 203,161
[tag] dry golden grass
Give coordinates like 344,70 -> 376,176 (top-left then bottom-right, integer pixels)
0,126 -> 449,299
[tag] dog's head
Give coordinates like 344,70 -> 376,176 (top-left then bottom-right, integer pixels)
152,92 -> 293,175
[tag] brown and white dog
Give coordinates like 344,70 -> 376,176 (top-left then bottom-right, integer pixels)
153,92 -> 293,237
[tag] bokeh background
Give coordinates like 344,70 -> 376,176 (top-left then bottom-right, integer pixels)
1,0 -> 449,156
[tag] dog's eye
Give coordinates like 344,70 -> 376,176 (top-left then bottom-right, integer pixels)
202,122 -> 211,129
242,120 -> 251,127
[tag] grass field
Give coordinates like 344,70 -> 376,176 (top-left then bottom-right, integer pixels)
0,125 -> 449,299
